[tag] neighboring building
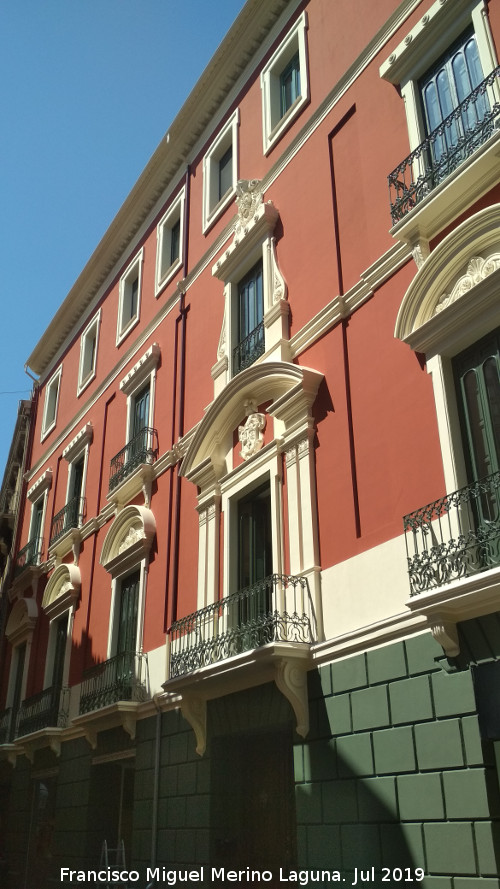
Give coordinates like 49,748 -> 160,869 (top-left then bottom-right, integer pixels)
1,0 -> 500,884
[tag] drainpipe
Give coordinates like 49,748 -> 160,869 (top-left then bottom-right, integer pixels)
164,165 -> 191,633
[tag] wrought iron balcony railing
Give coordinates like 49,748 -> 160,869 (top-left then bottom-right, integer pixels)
0,708 -> 14,744
233,321 -> 265,375
169,573 -> 316,678
14,537 -> 43,576
16,686 -> 69,737
388,66 -> 500,224
50,496 -> 86,545
79,650 -> 149,714
109,427 -> 159,492
404,470 -> 500,596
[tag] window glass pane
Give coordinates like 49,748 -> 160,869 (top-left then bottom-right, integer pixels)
132,385 -> 150,437
280,51 -> 300,116
170,219 -> 180,266
238,262 -> 263,339
218,145 -> 233,200
117,571 -> 140,654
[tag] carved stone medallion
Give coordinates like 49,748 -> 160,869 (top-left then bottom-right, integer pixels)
238,412 -> 266,460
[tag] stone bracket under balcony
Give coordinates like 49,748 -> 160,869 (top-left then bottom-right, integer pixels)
72,701 -> 142,749
107,461 -> 155,510
16,727 -> 64,762
406,563 -> 500,658
162,643 -> 312,756
0,743 -> 18,768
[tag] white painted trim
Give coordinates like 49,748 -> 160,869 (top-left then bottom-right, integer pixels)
155,187 -> 186,296
77,310 -> 101,396
41,366 -> 62,441
116,248 -> 144,346
260,11 -> 309,154
202,109 -> 239,233
107,559 -> 148,658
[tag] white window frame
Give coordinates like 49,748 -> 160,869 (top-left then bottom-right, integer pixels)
222,459 -> 283,604
116,249 -> 143,345
202,109 -> 239,233
211,192 -> 288,394
260,11 -> 309,155
155,187 -> 186,295
107,562 -> 147,658
63,423 -> 92,507
43,611 -> 72,691
41,366 -> 62,440
380,0 -> 498,154
227,249 -> 266,381
120,344 -> 160,444
77,310 -> 101,395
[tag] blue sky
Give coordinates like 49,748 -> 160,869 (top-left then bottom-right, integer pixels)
0,0 -> 246,475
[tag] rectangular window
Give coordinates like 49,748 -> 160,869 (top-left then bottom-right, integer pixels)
156,188 -> 185,294
41,367 -> 62,439
117,250 -> 142,344
260,12 -> 309,154
233,260 -> 265,375
202,109 -> 239,231
78,311 -> 100,394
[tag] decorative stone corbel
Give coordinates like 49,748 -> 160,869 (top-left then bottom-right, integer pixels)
430,618 -> 460,658
83,727 -> 98,750
411,238 -> 430,269
181,695 -> 207,756
122,712 -> 138,741
274,658 -> 309,738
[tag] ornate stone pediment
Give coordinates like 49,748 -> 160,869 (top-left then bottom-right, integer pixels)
101,505 -> 156,576
5,597 -> 38,645
434,253 -> 500,315
42,563 -> 81,620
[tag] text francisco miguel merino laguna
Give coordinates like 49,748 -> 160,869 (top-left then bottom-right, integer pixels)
60,866 -> 425,884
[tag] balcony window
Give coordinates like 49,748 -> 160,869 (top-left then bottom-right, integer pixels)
233,260 -> 265,375
169,573 -> 315,678
388,61 -> 499,223
79,650 -> 148,714
381,0 -> 500,227
16,685 -> 68,737
109,381 -> 158,492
